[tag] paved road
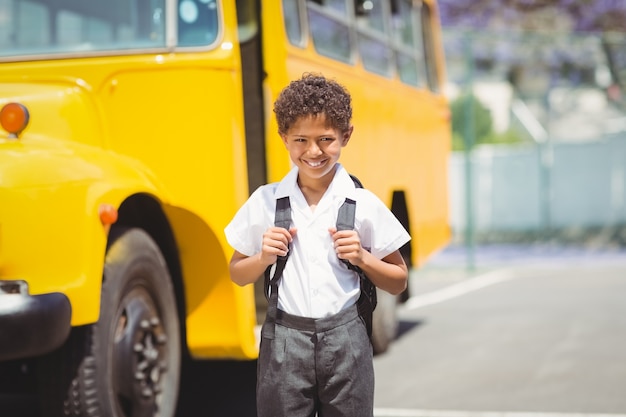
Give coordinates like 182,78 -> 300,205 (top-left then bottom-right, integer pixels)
4,244 -> 626,417
373,244 -> 626,417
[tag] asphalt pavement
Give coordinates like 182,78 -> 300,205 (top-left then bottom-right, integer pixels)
408,242 -> 626,296
374,242 -> 626,417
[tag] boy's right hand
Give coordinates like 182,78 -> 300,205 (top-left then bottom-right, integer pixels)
260,227 -> 297,265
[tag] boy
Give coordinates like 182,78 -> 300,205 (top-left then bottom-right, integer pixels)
224,73 -> 410,417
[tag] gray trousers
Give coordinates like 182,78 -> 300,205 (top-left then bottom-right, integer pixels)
257,304 -> 374,417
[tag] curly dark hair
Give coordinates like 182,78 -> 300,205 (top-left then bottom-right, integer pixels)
273,73 -> 352,134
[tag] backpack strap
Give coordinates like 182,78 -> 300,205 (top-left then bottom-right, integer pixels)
336,196 -> 378,340
262,196 -> 291,339
274,196 -> 292,230
336,198 -> 357,232
263,196 -> 291,300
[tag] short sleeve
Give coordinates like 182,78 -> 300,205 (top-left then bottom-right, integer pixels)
224,185 -> 274,257
355,189 -> 411,260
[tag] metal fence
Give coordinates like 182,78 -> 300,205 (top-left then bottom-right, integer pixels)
449,135 -> 626,237
442,29 -> 626,247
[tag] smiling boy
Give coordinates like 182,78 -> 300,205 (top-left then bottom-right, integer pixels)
224,73 -> 410,416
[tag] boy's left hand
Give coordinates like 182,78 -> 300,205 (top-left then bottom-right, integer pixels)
329,227 -> 363,266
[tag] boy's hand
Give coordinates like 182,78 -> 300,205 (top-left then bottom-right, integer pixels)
329,227 -> 363,266
260,227 -> 297,266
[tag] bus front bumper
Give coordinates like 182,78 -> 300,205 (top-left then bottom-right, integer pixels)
0,280 -> 71,361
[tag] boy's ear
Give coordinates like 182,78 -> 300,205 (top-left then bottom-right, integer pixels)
280,133 -> 289,146
342,125 -> 354,146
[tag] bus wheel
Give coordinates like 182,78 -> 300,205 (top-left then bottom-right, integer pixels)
370,288 -> 399,355
38,228 -> 181,417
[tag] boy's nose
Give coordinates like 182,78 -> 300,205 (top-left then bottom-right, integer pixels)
307,142 -> 322,155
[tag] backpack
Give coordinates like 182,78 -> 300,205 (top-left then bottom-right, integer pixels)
263,175 -> 377,339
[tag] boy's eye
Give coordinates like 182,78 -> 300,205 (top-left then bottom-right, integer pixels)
321,137 -> 333,141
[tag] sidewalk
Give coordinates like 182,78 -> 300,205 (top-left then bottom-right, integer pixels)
407,242 -> 626,298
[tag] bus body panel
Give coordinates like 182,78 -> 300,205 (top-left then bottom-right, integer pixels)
0,3 -> 255,359
0,129 -> 165,326
164,205 -> 257,359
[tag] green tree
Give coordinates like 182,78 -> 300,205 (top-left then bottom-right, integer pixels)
450,93 -> 492,151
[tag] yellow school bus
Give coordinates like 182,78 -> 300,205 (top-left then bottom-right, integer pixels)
0,0 -> 450,415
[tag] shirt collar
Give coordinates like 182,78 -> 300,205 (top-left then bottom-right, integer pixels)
274,165 -> 300,199
329,164 -> 358,200
274,163 -> 357,200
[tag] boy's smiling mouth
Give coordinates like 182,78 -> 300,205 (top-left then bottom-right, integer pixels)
304,159 -> 327,167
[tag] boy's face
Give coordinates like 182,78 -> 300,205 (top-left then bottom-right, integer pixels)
281,114 -> 352,184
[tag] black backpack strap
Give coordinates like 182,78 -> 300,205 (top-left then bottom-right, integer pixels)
274,196 -> 292,230
262,196 -> 291,339
336,195 -> 377,340
263,196 -> 291,300
349,173 -> 364,188
336,198 -> 356,232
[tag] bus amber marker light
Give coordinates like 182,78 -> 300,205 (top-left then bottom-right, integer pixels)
99,204 -> 118,234
0,102 -> 30,138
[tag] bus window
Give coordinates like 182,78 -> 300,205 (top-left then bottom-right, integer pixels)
307,0 -> 352,63
310,0 -> 349,15
282,0 -> 303,46
355,0 -> 391,76
391,0 -> 415,47
177,0 -> 219,47
0,1 -> 49,53
355,0 -> 385,32
420,1 -> 440,92
391,0 -> 428,88
0,0 -> 167,58
56,10 -> 112,47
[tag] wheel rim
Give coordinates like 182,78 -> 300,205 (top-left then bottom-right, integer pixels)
112,286 -> 169,417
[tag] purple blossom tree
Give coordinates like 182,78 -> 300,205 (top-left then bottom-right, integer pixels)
438,0 -> 626,95
438,0 -> 626,33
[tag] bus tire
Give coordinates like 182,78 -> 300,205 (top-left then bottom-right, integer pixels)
370,288 -> 398,355
37,228 -> 181,417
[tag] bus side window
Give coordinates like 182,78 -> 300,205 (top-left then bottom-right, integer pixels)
420,2 -> 441,92
0,1 -> 50,54
178,0 -> 219,47
0,0 -> 167,57
391,0 -> 427,88
306,0 -> 352,63
355,0 -> 391,77
282,0 -> 303,46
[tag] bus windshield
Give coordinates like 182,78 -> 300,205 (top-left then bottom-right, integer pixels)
0,0 -> 220,58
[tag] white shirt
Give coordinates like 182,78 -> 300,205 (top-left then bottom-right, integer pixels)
224,164 -> 411,318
